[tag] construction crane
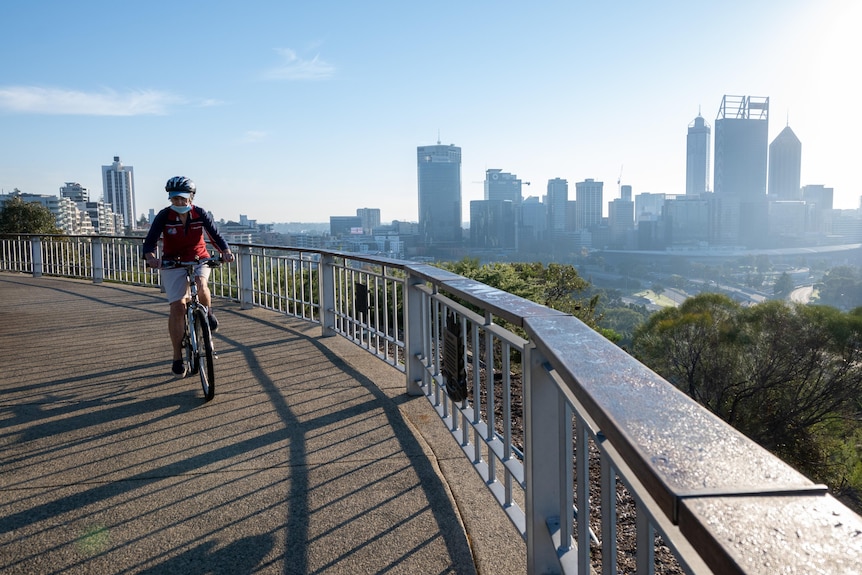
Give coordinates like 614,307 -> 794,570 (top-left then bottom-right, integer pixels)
617,164 -> 624,196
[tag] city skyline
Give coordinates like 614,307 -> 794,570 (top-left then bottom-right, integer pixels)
1,1 -> 859,224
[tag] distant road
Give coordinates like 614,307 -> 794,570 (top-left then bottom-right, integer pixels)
790,285 -> 814,304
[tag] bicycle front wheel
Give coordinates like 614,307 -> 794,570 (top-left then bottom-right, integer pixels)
193,309 -> 216,400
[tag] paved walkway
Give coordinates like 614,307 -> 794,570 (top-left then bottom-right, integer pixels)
0,273 -> 525,575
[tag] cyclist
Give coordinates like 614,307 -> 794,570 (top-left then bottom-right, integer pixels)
142,176 -> 235,378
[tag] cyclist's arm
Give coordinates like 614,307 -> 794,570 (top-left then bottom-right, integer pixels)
142,208 -> 170,267
198,208 -> 234,262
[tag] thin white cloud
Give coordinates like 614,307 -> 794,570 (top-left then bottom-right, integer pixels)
264,48 -> 335,81
241,130 -> 267,143
0,86 -> 185,115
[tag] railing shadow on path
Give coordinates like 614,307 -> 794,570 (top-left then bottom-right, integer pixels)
0,274 -> 524,575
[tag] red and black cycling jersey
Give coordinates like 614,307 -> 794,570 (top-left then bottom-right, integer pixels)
142,205 -> 230,261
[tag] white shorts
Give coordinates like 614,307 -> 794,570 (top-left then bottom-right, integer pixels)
161,264 -> 211,303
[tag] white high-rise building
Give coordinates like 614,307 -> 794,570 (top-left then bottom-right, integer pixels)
686,113 -> 711,195
101,156 -> 135,232
575,179 -> 603,231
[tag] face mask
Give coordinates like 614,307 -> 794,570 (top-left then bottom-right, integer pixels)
170,205 -> 192,214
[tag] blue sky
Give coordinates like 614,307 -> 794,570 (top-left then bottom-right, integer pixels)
1,0 -> 858,224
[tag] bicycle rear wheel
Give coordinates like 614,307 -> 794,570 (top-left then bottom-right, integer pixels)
193,309 -> 216,400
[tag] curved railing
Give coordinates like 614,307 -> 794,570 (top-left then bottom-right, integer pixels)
2,233 -> 860,575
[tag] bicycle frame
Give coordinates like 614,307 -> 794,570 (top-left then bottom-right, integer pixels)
162,256 -> 221,400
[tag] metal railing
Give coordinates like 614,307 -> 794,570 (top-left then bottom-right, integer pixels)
3,233 -> 861,575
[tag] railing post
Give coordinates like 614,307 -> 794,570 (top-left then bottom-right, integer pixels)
31,236 -> 42,278
239,245 -> 254,310
524,342 -> 570,574
92,237 -> 104,284
320,254 -> 336,337
403,270 -> 424,396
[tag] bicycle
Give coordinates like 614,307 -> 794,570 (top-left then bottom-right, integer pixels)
161,256 -> 222,400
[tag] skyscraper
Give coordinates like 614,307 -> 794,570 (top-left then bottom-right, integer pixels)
101,156 -> 136,232
575,179 -> 603,231
768,125 -> 802,200
713,95 -> 769,197
713,95 -> 769,246
546,178 -> 568,233
686,113 -> 711,195
484,169 -> 523,204
417,142 -> 462,247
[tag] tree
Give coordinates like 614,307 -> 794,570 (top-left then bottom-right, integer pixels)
0,196 -> 63,234
633,294 -> 862,488
815,266 -> 862,310
437,258 -> 612,336
632,293 -> 740,406
773,272 -> 794,299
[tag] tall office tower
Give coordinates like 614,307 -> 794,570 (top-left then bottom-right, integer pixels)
608,198 -> 634,247
520,195 -> 547,250
713,95 -> 769,245
546,178 -> 568,233
356,207 -> 381,234
713,95 -> 769,197
101,156 -> 136,232
575,179 -> 603,230
417,142 -> 462,247
469,200 -> 516,249
620,184 -> 632,202
484,169 -> 523,204
686,113 -> 711,195
768,125 -> 802,199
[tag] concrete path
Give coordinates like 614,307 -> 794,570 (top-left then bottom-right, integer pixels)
0,273 -> 525,575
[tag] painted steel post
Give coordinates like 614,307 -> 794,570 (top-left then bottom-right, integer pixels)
92,237 -> 104,284
524,341 -> 569,574
320,253 -> 336,338
239,245 -> 254,310
403,270 -> 424,396
32,236 -> 42,278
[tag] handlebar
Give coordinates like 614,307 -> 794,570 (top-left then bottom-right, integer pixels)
160,256 -> 223,269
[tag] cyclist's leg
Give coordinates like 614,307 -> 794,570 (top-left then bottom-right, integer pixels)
194,265 -> 212,307
194,265 -> 219,331
163,268 -> 191,375
169,300 -> 186,360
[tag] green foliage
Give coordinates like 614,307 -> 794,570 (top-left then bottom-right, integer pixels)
773,272 -> 794,298
632,293 -> 862,508
599,305 -> 651,348
437,258 -> 610,333
815,266 -> 862,310
0,196 -> 63,234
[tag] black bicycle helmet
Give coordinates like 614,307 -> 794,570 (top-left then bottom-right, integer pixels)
165,176 -> 196,195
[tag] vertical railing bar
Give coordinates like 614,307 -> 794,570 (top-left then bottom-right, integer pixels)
576,415 -> 591,575
502,339 -> 513,507
485,312 -> 496,484
471,317 -> 482,465
600,441 -> 618,575
636,500 -> 656,575
383,272 -> 391,360
559,400 -> 574,548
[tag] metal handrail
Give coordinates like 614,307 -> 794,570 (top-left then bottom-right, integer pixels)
2,233 -> 860,575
